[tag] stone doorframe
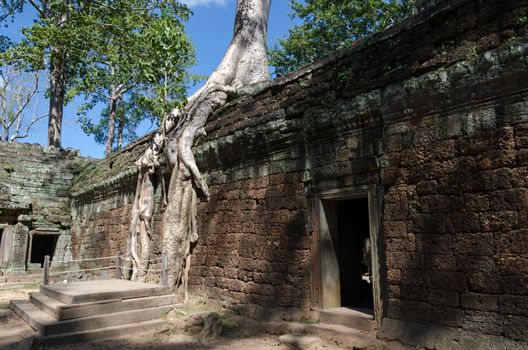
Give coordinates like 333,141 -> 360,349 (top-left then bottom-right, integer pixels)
27,229 -> 60,267
310,185 -> 384,324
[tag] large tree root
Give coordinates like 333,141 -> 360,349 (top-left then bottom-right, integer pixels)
125,0 -> 271,296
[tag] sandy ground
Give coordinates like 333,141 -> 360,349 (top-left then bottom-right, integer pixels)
50,330 -> 346,350
0,285 -> 408,350
0,283 -> 39,308
0,312 -> 348,350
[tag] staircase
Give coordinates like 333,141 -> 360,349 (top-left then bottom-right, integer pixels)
10,279 -> 180,346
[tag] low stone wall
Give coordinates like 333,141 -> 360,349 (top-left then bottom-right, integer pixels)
68,0 -> 528,347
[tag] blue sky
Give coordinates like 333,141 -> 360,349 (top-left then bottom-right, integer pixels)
5,0 -> 297,158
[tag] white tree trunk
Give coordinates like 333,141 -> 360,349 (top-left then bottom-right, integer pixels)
126,0 -> 271,293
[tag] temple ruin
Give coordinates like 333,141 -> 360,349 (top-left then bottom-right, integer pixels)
2,0 -> 528,348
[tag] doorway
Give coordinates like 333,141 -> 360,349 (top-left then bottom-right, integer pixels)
30,234 -> 58,266
337,198 -> 373,309
313,186 -> 382,322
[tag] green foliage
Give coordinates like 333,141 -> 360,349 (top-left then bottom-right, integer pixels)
1,1 -> 95,72
466,46 -> 478,61
1,0 -> 196,151
269,0 -> 415,75
3,163 -> 14,173
295,317 -> 320,324
78,100 -> 142,149
0,36 -> 10,53
71,0 -> 196,150
517,16 -> 528,28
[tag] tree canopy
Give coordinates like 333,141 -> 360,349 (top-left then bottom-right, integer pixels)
269,0 -> 415,76
0,0 -> 196,152
70,0 -> 196,155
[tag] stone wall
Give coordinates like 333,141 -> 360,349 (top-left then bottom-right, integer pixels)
0,142 -> 89,270
69,0 -> 528,347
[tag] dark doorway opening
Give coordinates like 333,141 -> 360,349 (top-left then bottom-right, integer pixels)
30,235 -> 58,266
337,198 -> 373,309
0,228 -> 3,246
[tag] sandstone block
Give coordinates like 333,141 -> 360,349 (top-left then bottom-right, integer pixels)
432,306 -> 464,327
463,310 -> 503,336
461,293 -> 498,312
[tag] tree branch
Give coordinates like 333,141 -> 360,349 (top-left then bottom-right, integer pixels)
0,0 -> 24,22
27,0 -> 46,18
10,112 -> 48,141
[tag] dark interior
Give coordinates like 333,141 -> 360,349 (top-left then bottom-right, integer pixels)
30,234 -> 58,266
337,198 -> 373,309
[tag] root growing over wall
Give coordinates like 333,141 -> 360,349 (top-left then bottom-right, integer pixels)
124,0 -> 271,296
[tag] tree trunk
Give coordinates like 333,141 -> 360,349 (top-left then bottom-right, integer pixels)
47,47 -> 67,148
105,89 -> 118,156
47,2 -> 69,148
128,0 -> 271,294
117,117 -> 123,150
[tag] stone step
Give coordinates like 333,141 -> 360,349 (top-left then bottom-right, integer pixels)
38,319 -> 166,347
318,307 -> 376,332
10,299 -> 177,336
30,292 -> 181,320
40,279 -> 169,304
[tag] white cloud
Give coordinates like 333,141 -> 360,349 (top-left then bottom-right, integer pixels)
180,0 -> 229,7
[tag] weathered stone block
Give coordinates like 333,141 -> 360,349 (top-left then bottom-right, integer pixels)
467,272 -> 503,294
400,300 -> 432,323
386,235 -> 416,252
446,212 -> 480,233
401,269 -> 426,287
383,221 -> 407,238
504,315 -> 528,341
418,195 -> 452,213
461,293 -> 498,312
432,306 -> 464,327
480,211 -> 518,232
481,168 -> 512,190
410,214 -> 446,234
401,286 -> 428,301
386,252 -> 424,269
489,189 -> 528,211
416,180 -> 438,196
416,234 -> 452,255
424,254 -> 457,271
498,295 -> 528,317
426,271 -> 467,292
463,311 -> 503,336
453,233 -> 494,256
451,194 -> 490,212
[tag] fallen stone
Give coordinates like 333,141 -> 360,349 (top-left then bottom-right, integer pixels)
279,333 -> 321,349
0,309 -> 13,322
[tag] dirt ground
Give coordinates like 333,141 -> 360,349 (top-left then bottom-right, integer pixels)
0,285 -> 408,350
50,329 -> 346,350
0,312 -> 352,350
0,283 -> 39,308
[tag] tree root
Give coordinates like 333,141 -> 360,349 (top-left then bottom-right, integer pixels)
125,0 -> 271,295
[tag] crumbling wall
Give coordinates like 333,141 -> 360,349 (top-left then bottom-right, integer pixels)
0,143 -> 89,270
69,0 -> 528,347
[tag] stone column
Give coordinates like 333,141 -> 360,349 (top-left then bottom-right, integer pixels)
11,223 -> 29,271
0,225 -> 14,269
